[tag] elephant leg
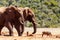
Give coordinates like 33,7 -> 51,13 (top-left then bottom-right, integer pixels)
5,22 -> 13,36
19,16 -> 24,35
21,24 -> 24,34
0,26 -> 3,35
31,18 -> 37,34
15,24 -> 22,36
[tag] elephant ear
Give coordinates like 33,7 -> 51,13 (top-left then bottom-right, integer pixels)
9,6 -> 16,11
4,7 -> 14,14
24,7 -> 31,14
4,7 -> 10,14
23,9 -> 26,14
28,8 -> 34,16
9,6 -> 20,14
10,6 -> 22,18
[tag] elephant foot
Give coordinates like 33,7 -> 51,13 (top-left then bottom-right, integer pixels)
18,34 -> 22,36
21,32 -> 24,34
9,34 -> 13,36
19,32 -> 23,36
9,33 -> 13,36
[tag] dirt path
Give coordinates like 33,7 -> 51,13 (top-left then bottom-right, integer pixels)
0,27 -> 60,40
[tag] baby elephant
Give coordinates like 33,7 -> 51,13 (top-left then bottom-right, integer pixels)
42,31 -> 52,37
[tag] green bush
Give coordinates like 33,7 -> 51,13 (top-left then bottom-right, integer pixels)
0,0 -> 60,28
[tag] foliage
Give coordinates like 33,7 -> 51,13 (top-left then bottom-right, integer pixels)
0,0 -> 60,28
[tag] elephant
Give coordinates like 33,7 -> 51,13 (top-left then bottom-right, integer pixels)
0,6 -> 24,36
0,7 -> 9,35
17,7 -> 37,34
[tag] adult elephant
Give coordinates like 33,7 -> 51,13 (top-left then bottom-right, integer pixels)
0,7 -> 11,35
18,7 -> 37,34
0,6 -> 24,36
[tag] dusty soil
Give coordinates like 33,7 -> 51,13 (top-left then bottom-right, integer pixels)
0,27 -> 60,40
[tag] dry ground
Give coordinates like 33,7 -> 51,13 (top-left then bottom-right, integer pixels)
0,27 -> 60,40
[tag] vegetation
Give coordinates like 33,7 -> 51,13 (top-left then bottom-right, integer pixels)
0,0 -> 60,28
